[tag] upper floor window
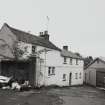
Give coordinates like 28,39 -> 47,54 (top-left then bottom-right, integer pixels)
63,74 -> 66,81
52,67 -> 55,74
64,57 -> 67,64
76,59 -> 78,65
40,58 -> 44,63
48,67 -> 55,76
32,45 -> 36,54
70,58 -> 72,65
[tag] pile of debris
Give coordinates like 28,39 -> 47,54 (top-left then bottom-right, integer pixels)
0,75 -> 31,91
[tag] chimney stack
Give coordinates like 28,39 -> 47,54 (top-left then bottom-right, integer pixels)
39,32 -> 43,36
63,46 -> 68,51
39,30 -> 49,40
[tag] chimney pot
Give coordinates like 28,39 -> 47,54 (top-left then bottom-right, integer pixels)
39,32 -> 43,36
63,46 -> 68,51
39,31 -> 49,40
44,30 -> 48,35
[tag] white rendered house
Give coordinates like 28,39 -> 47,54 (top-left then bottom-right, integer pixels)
0,23 -> 84,87
37,46 -> 84,87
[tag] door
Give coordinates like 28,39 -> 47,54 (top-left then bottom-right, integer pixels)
69,72 -> 72,86
96,71 -> 105,87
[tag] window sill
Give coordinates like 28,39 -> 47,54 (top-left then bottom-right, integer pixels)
48,74 -> 55,76
62,79 -> 66,81
63,62 -> 67,64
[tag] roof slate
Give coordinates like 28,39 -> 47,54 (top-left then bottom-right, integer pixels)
5,23 -> 61,51
3,23 -> 82,59
61,50 -> 82,59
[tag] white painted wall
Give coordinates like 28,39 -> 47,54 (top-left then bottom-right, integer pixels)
84,68 -> 96,86
37,48 -> 84,86
18,42 -> 84,87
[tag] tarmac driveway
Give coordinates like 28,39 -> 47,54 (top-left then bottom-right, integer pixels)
48,85 -> 105,105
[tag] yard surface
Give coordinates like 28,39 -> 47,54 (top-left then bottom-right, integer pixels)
0,85 -> 105,105
48,85 -> 105,105
0,89 -> 61,105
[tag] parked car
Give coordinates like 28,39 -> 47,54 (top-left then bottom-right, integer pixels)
0,76 -> 12,88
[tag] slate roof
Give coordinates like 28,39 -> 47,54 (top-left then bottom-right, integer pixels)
4,23 -> 61,51
61,50 -> 82,59
3,23 -> 82,59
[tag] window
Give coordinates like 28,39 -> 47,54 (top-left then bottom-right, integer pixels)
32,45 -> 36,54
76,59 -> 78,65
75,73 -> 78,79
79,72 -> 82,79
70,58 -> 72,65
40,59 -> 44,63
64,57 -> 67,64
48,67 -> 55,76
63,74 -> 66,81
48,67 -> 51,75
52,67 -> 55,74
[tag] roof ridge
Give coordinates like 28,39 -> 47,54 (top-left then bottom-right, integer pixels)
62,49 -> 80,56
7,24 -> 39,38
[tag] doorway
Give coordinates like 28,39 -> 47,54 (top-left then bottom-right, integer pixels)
69,72 -> 72,86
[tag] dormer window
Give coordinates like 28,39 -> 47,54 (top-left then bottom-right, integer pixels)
32,45 -> 36,54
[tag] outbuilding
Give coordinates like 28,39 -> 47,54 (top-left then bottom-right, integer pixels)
84,57 -> 105,87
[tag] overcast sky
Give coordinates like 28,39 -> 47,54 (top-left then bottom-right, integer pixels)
0,0 -> 105,57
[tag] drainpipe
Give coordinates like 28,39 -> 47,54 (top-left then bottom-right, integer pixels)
44,48 -> 47,86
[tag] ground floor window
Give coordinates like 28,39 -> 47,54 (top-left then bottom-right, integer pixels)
79,72 -> 82,79
75,73 -> 78,79
48,67 -> 55,76
63,74 -> 66,81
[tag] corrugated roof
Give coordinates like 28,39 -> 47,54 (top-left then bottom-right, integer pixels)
99,56 -> 105,62
84,57 -> 105,69
61,50 -> 82,59
4,23 -> 61,51
96,68 -> 105,72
